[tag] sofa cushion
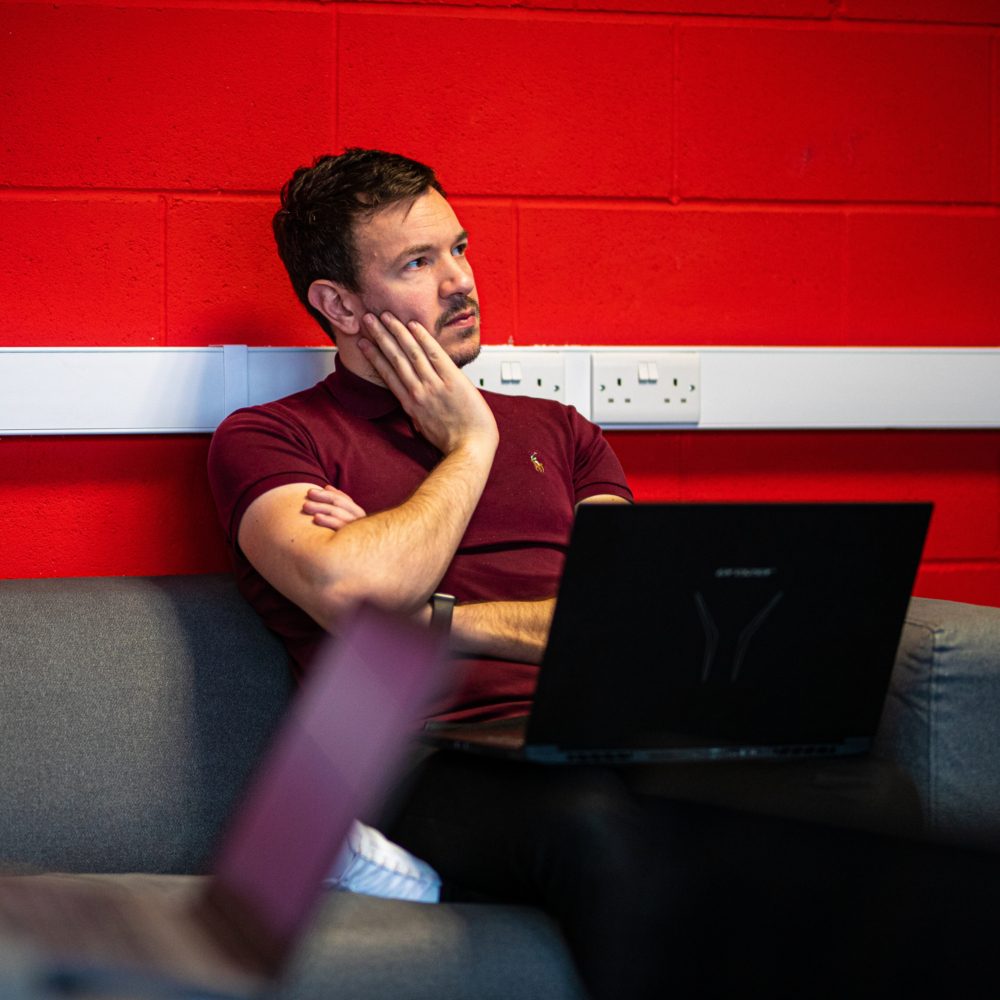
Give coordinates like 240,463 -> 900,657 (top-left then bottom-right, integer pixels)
277,892 -> 587,1000
0,575 -> 293,874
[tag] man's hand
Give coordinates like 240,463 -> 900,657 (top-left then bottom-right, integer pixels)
358,311 -> 498,457
302,486 -> 367,530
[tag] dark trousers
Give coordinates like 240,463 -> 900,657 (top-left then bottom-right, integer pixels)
387,749 -> 1000,999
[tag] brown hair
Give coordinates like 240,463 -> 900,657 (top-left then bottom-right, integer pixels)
272,148 -> 445,337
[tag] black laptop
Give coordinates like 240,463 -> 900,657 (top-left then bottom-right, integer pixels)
424,502 -> 932,764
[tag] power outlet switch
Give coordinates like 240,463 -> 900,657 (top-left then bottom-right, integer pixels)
591,351 -> 700,425
463,350 -> 566,403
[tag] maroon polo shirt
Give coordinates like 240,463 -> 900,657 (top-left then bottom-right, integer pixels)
208,361 -> 632,722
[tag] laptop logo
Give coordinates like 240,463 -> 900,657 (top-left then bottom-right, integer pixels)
714,567 -> 777,578
694,589 -> 784,683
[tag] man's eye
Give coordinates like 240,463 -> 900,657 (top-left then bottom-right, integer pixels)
403,257 -> 428,271
452,243 -> 468,257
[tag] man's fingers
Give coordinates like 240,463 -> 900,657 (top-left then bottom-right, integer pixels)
403,319 -> 452,373
358,314 -> 419,399
302,486 -> 367,530
302,499 -> 364,521
304,486 -> 366,518
363,312 -> 444,386
358,336 -> 411,402
310,511 -> 358,531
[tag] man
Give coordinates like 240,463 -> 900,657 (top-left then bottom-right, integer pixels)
208,149 -> 935,999
209,150 -> 655,997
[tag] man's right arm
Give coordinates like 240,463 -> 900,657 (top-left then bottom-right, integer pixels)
239,442 -> 493,632
237,312 -> 499,633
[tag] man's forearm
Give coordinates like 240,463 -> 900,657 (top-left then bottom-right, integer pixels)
239,436 -> 496,633
451,597 -> 557,665
304,440 -> 495,622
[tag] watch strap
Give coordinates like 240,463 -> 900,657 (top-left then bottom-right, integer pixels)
429,592 -> 456,633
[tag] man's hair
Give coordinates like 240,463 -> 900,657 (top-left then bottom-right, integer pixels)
272,148 -> 445,337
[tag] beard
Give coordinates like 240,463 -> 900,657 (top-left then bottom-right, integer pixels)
449,337 -> 482,370
436,295 -> 482,369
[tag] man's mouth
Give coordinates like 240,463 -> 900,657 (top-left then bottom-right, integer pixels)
438,300 -> 480,332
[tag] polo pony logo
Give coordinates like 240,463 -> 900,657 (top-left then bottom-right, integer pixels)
529,451 -> 545,473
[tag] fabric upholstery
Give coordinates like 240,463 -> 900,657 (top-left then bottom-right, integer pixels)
0,575 -> 292,873
277,893 -> 587,1000
875,596 -> 1000,848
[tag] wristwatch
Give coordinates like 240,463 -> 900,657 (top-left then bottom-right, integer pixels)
429,592 -> 456,633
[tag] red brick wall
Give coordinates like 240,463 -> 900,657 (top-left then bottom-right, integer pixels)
1,0 -> 998,604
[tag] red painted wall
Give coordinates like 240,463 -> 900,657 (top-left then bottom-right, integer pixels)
1,0 -> 999,605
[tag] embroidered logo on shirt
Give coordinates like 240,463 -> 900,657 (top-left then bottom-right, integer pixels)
529,451 -> 545,473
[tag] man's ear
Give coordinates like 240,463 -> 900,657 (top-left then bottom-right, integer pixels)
308,280 -> 363,338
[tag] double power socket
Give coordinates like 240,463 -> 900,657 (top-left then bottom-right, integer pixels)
463,348 -> 700,426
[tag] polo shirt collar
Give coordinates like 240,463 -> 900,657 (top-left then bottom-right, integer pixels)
324,359 -> 402,420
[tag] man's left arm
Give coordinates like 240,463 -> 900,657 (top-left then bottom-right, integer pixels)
448,494 -> 630,663
303,489 -> 629,664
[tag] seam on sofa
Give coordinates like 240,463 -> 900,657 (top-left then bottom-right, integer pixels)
925,622 -> 942,836
901,613 -> 939,837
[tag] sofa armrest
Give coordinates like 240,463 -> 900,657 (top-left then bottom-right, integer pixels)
874,596 -> 1000,848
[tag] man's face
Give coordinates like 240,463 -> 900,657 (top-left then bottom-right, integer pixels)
351,188 -> 481,368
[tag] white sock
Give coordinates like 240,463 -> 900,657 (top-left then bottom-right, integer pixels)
325,820 -> 441,904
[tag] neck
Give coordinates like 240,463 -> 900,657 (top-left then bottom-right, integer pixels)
335,342 -> 389,388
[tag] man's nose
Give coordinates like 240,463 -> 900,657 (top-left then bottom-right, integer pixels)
440,256 -> 475,298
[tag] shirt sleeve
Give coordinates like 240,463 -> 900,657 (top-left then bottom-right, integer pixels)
207,404 -> 330,547
566,406 -> 634,504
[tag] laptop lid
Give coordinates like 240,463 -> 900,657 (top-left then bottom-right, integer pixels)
525,502 -> 931,763
199,603 -> 449,974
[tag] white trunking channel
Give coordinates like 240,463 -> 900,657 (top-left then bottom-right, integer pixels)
1,346 -> 999,434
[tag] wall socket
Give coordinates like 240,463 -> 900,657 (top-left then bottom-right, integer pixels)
463,350 -> 566,403
591,351 -> 700,425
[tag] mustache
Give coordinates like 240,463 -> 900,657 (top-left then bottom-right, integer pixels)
435,297 -> 479,334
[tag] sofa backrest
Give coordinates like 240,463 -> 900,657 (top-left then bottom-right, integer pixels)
0,574 -> 293,875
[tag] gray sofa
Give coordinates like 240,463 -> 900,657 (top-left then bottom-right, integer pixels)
2,574 -> 1000,997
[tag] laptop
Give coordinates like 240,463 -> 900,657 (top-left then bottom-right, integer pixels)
424,502 -> 932,765
0,603 -> 448,998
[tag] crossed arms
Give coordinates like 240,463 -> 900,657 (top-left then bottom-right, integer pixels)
238,312 -> 626,665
